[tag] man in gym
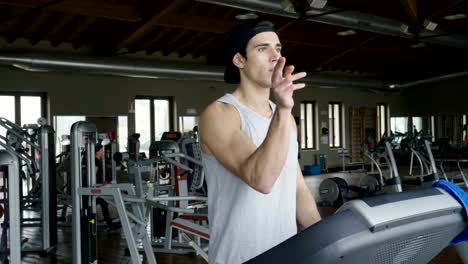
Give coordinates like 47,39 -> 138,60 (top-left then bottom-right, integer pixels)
199,20 -> 321,263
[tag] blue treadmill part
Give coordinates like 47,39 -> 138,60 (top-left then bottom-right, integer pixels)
433,180 -> 468,245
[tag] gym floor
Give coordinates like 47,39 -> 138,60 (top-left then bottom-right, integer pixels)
21,226 -> 205,264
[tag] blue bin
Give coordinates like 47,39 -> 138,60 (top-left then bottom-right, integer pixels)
304,165 -> 321,175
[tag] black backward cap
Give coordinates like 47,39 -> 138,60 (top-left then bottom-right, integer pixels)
224,20 -> 276,84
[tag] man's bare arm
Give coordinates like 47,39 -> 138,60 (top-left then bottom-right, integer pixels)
296,164 -> 321,229
200,102 -> 292,194
200,57 -> 305,194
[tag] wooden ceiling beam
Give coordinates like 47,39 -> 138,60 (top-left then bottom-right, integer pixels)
400,0 -> 418,21
26,13 -> 57,45
148,30 -> 188,55
153,13 -> 237,34
68,17 -> 96,49
427,0 -> 464,19
148,14 -> 394,51
135,14 -> 348,49
20,12 -> 50,37
142,28 -> 173,55
161,30 -> 192,56
134,14 -> 413,56
5,11 -> 41,42
177,31 -> 206,57
47,15 -> 74,46
399,0 -> 421,33
114,0 -> 189,51
319,34 -> 381,67
192,36 -> 220,59
0,0 -> 141,22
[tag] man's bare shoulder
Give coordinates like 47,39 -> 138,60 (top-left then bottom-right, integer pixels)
200,101 -> 241,155
200,101 -> 239,125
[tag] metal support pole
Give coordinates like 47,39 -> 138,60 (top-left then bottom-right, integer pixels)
71,121 -> 97,264
0,150 -> 21,264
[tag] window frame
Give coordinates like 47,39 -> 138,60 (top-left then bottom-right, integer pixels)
134,95 -> 174,143
328,102 -> 343,148
0,91 -> 47,125
377,103 -> 388,141
300,101 -> 316,150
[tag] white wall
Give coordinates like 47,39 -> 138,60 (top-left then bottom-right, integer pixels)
0,67 -> 409,168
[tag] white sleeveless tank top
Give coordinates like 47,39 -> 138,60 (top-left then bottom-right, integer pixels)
201,93 -> 298,264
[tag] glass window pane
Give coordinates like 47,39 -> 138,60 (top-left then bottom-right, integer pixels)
382,109 -> 386,136
334,104 -> 340,147
179,116 -> 198,133
118,116 -> 128,152
412,117 -> 423,134
306,104 -> 313,148
391,117 -> 409,134
0,96 -> 15,149
54,116 -> 86,154
0,95 -> 15,122
329,104 -> 333,147
21,96 -> 42,126
300,104 -> 306,149
463,115 -> 467,139
377,105 -> 387,139
135,99 -> 151,156
377,106 -> 381,139
431,116 -> 436,141
154,100 -> 170,141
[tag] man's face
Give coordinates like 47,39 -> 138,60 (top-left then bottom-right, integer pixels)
239,31 -> 282,88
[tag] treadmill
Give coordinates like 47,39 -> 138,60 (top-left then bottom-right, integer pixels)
246,182 -> 468,263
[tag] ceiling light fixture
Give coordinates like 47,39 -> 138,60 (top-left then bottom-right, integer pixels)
12,63 -> 49,72
443,14 -> 467,20
281,0 -> 327,13
280,0 -> 295,13
337,29 -> 356,36
309,0 -> 328,9
410,42 -> 426,48
400,24 -> 410,34
235,12 -> 259,20
423,20 -> 438,31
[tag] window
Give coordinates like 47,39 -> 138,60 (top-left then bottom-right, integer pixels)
20,96 -> 43,126
300,101 -> 316,149
391,117 -> 409,134
0,93 -> 46,125
135,99 -> 151,155
430,115 -> 436,141
117,116 -> 128,152
153,100 -> 170,141
178,116 -> 199,133
0,96 -> 15,143
463,115 -> 467,140
329,102 -> 342,148
412,117 -> 423,134
54,116 -> 86,154
377,104 -> 388,140
135,97 -> 173,155
0,93 -> 46,149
